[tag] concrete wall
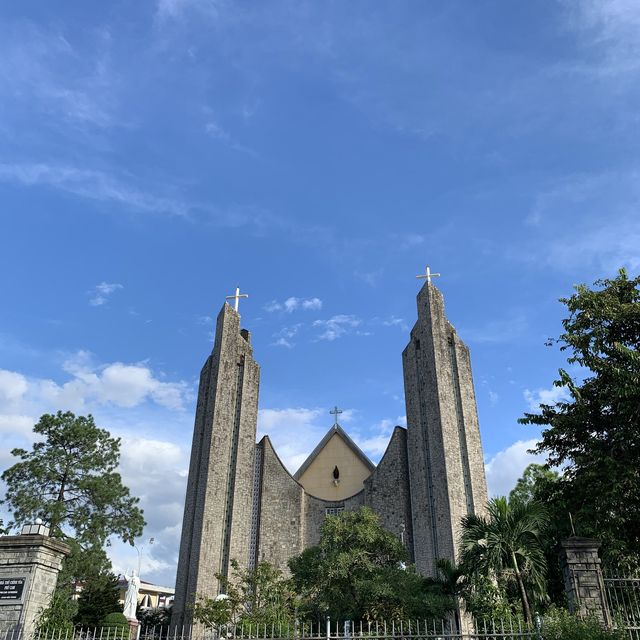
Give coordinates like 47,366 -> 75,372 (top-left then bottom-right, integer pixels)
296,433 -> 372,501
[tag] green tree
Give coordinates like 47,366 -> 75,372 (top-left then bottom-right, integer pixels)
289,507 -> 454,622
460,496 -> 549,624
74,572 -> 123,627
1,411 -> 145,547
192,560 -> 296,629
520,269 -> 640,566
509,464 -> 559,506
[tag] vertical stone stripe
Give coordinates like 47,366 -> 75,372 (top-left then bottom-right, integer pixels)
220,355 -> 246,580
414,340 -> 440,564
248,443 -> 264,569
448,336 -> 474,515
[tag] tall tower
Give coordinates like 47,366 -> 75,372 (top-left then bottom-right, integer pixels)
403,274 -> 488,577
172,300 -> 260,629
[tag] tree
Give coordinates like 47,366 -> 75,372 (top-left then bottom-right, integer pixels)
509,464 -> 559,506
520,269 -> 640,566
74,572 -> 123,627
288,507 -> 454,622
1,411 -> 145,548
192,560 -> 296,629
460,496 -> 549,624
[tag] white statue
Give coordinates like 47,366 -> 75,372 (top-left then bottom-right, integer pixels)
123,569 -> 141,619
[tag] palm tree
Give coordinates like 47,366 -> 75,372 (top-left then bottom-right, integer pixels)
459,496 -> 549,624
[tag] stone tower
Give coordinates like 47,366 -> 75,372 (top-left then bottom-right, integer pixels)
403,280 -> 488,577
172,302 -> 260,629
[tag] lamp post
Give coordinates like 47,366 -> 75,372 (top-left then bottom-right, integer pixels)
134,537 -> 155,576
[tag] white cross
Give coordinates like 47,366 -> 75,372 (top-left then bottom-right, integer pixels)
329,406 -> 342,427
225,286 -> 249,312
416,266 -> 441,284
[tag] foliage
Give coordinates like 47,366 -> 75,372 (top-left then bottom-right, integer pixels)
289,507 -> 454,622
193,560 -> 296,629
75,572 -> 123,627
35,585 -> 78,634
102,612 -> 130,637
460,496 -> 549,624
509,464 -> 559,506
520,269 -> 640,568
1,411 -> 145,548
508,464 -> 567,608
137,606 -> 172,628
459,574 -> 513,622
541,608 -> 626,640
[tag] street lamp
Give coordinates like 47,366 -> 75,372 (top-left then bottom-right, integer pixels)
134,537 -> 155,575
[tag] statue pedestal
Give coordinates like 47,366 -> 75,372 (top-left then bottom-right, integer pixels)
127,617 -> 139,640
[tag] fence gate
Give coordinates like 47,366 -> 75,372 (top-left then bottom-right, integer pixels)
605,573 -> 640,639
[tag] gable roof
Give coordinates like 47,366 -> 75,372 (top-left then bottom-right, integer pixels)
293,423 -> 375,480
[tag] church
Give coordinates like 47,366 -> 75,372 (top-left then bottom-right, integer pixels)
171,274 -> 488,628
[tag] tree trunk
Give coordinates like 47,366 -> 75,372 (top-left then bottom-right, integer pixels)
511,551 -> 532,625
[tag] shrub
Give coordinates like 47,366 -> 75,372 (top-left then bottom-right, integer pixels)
102,612 -> 131,638
542,609 -> 626,640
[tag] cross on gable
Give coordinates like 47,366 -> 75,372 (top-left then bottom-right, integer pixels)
416,266 -> 441,285
225,286 -> 249,312
329,405 -> 343,426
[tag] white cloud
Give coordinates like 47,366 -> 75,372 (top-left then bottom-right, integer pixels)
89,281 -> 123,306
257,407 -> 338,472
485,439 -> 545,498
313,314 -> 361,341
488,390 -> 499,406
264,297 -> 323,313
271,324 -> 302,348
0,354 -> 193,588
523,385 -> 570,412
0,370 -> 28,402
382,316 -> 409,331
354,415 -> 406,460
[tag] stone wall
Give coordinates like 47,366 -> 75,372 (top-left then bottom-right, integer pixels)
172,304 -> 260,629
560,538 -> 611,625
403,283 -> 488,577
0,534 -> 69,635
255,437 -> 305,573
364,426 -> 414,561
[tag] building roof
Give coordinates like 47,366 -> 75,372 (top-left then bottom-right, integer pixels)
293,423 -> 375,481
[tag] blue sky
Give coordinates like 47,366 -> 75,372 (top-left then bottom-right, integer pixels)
1,0 -> 639,587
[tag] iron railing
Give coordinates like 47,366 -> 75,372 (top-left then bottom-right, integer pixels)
605,573 -> 640,640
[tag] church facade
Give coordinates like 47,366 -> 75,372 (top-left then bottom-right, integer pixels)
171,280 -> 488,628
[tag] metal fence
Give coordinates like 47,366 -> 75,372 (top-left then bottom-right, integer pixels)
0,619 -> 540,640
605,573 -> 640,640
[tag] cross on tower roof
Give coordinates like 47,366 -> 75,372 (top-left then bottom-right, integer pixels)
416,266 -> 441,285
225,286 -> 249,312
329,405 -> 343,427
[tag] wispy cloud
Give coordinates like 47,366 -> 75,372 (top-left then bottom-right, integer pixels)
0,22 -> 117,131
89,282 -> 123,307
271,324 -> 302,349
0,163 -> 190,217
205,120 -> 256,156
265,297 -> 323,313
523,384 -> 569,413
313,314 -> 362,341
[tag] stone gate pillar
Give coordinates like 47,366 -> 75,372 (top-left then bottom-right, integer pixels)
560,537 -> 611,626
0,521 -> 71,636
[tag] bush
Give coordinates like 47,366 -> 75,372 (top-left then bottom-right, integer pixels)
542,609 -> 626,640
102,612 -> 131,638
